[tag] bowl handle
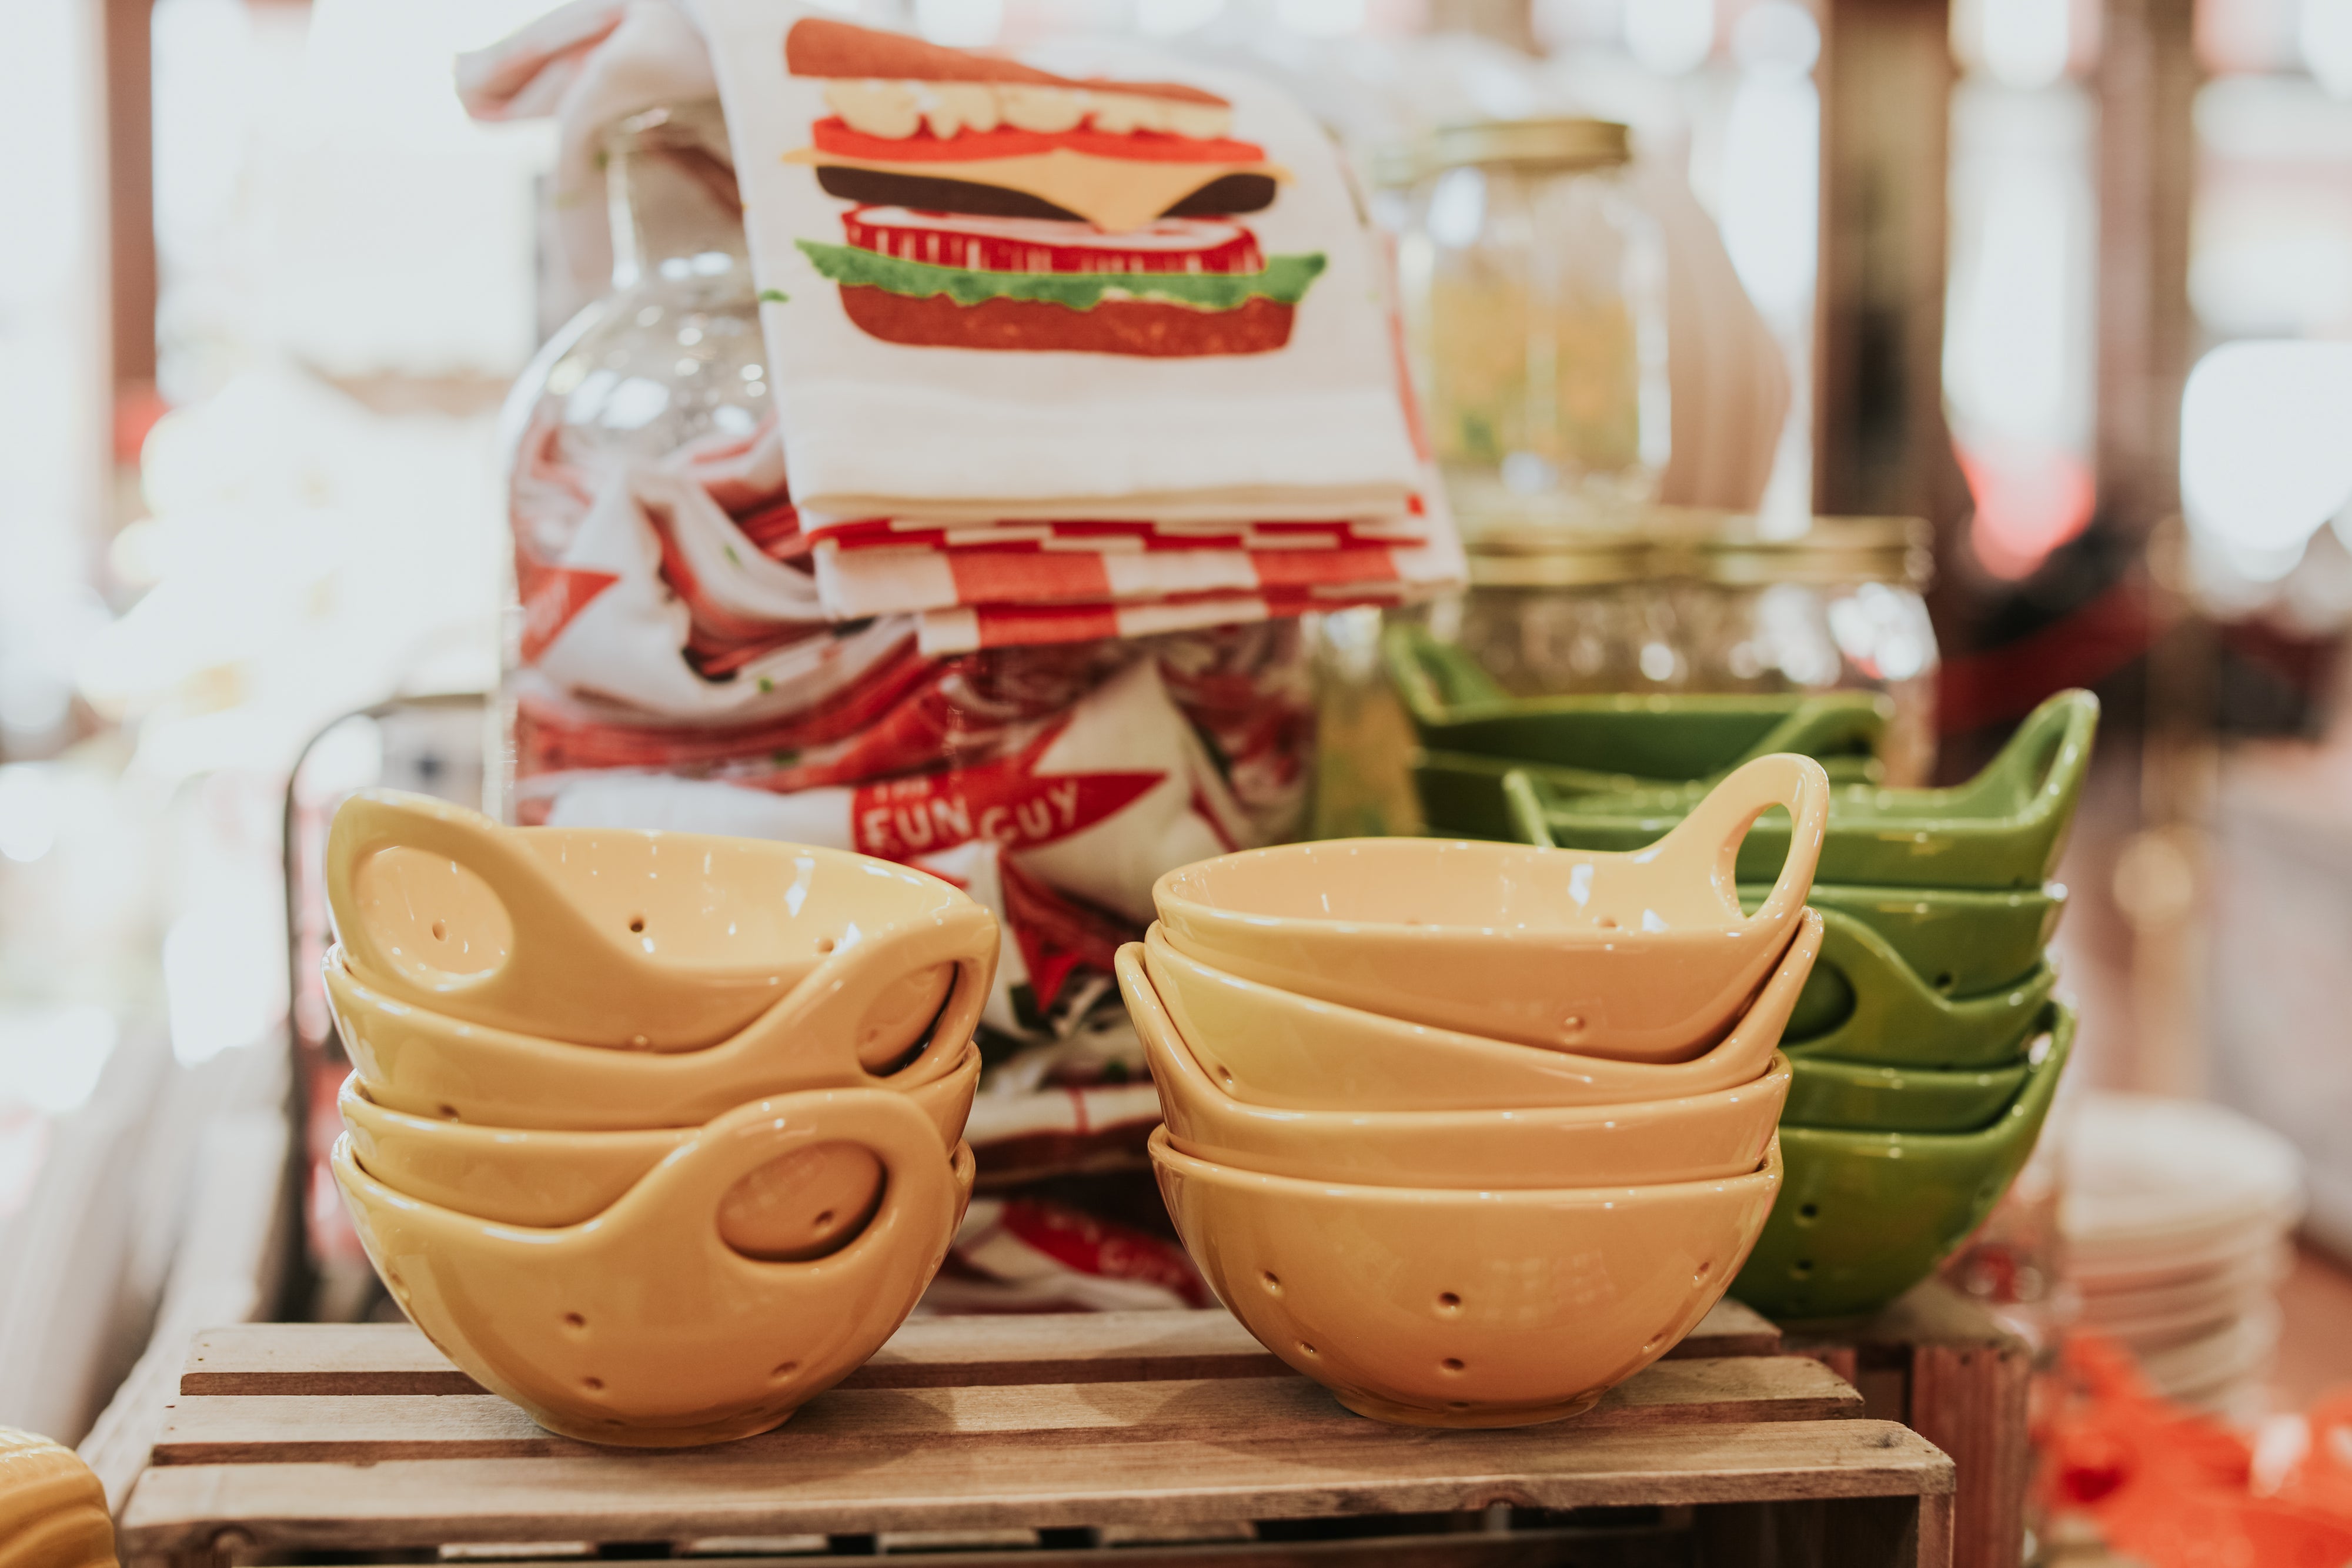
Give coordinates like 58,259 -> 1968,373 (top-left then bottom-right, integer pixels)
1501,768 -> 1557,848
328,790 -> 637,1010
598,1088 -> 958,1281
1741,693 -> 1892,770
1788,911 -> 2059,1068
1646,754 -> 1829,927
760,901 -> 1000,1088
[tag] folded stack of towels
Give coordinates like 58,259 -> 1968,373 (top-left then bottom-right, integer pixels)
694,11 -> 1459,651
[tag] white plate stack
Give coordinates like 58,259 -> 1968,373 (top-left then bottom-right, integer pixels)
2064,1092 -> 2304,1420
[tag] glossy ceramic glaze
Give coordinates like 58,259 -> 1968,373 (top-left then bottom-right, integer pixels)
1732,1002 -> 2073,1322
1152,754 -> 1828,1060
1753,881 -> 2063,999
1121,944 -> 1790,1186
0,1426 -> 116,1568
1782,1053 -> 2029,1134
338,1048 -> 978,1232
1138,911 -> 1819,1112
1152,1126 -> 1780,1427
1779,912 -> 2056,1069
326,905 -> 994,1128
1415,744 -> 1880,840
1506,690 -> 2099,891
328,789 -> 985,1049
333,1089 -> 970,1447
1387,625 -> 1891,784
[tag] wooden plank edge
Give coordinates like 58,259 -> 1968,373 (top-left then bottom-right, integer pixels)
119,1421 -> 1955,1553
176,1302 -> 1785,1399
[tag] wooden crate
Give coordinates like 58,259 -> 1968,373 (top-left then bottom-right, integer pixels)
117,1303 -> 1953,1568
1781,1283 -> 2036,1568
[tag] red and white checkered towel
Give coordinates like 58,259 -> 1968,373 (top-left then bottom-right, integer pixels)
813,533 -> 1460,620
915,586 -> 1414,654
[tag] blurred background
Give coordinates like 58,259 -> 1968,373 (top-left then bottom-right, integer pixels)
6,0 -> 2352,1495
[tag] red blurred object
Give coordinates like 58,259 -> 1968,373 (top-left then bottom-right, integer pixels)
1959,440 -> 2096,582
2272,1392 -> 2352,1518
2040,1334 -> 2352,1567
1936,577 -> 2156,735
113,379 -> 169,464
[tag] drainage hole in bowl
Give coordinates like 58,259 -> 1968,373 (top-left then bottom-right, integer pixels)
816,936 -> 837,955
772,1361 -> 800,1380
583,1376 -> 605,1392
563,1312 -> 587,1332
1790,1259 -> 1813,1280
1436,1291 -> 1461,1313
1796,1203 -> 1819,1225
1935,971 -> 1956,993
1261,1272 -> 1282,1296
1561,1015 -> 1585,1037
1441,1358 -> 1465,1374
1215,1065 -> 1235,1088
1692,1261 -> 1712,1283
1448,1402 -> 1471,1411
1298,1342 -> 1319,1358
437,1104 -> 460,1119
628,915 -> 646,934
430,920 -> 447,942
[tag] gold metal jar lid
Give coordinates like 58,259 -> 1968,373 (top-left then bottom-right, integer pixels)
1426,118 -> 1632,172
1466,529 -> 1659,587
1691,516 -> 1934,590
1460,511 -> 1932,591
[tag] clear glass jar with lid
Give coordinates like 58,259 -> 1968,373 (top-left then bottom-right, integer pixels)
1396,119 -> 1671,537
1429,523 -> 1686,696
1668,516 -> 1940,786
1425,511 -> 1940,785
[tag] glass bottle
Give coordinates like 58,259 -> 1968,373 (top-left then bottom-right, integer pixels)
502,101 -> 768,568
1398,119 -> 1671,539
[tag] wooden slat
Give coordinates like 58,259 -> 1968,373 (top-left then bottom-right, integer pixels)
152,1356 -> 1858,1466
176,1302 -> 1782,1399
272,1530 -> 1716,1568
119,1418 -> 1952,1554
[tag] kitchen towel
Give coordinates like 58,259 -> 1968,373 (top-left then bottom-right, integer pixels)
687,5 -> 1422,521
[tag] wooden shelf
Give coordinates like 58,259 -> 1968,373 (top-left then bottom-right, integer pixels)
118,1303 -> 1953,1568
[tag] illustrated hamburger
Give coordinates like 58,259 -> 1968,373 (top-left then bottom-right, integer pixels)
783,19 -> 1325,357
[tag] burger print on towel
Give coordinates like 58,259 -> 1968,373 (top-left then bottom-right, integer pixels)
783,19 -> 1325,357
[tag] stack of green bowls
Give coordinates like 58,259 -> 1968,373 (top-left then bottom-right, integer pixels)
1391,626 -> 2099,1322
1388,626 -> 1898,842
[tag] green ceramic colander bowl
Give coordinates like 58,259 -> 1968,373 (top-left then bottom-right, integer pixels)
1388,624 -> 1892,794
1775,908 -> 2056,1068
1414,746 -> 1882,839
1732,1001 -> 2074,1322
1782,1054 -> 2031,1133
1752,881 -> 2063,1000
1499,689 -> 2100,891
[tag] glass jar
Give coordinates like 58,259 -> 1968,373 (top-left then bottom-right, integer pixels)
1397,119 -> 1671,538
1429,512 -> 1940,785
1671,517 -> 1940,787
504,101 -> 767,560
1432,524 -> 1685,696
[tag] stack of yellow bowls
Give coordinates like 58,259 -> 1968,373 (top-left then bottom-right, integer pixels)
1120,754 -> 1832,1429
320,790 -> 997,1447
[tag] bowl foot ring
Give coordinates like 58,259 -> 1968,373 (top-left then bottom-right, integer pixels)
1332,1387 -> 1606,1429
